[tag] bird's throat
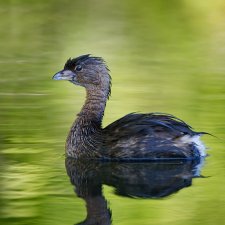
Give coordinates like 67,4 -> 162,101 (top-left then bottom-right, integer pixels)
78,88 -> 108,125
66,87 -> 109,158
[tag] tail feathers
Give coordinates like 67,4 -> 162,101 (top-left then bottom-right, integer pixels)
179,135 -> 206,157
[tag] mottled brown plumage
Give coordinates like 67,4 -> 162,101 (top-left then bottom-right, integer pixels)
53,54 -> 206,160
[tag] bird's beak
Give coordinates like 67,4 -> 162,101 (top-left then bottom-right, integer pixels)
52,70 -> 76,81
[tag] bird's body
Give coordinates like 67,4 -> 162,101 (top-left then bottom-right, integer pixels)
53,54 -> 206,160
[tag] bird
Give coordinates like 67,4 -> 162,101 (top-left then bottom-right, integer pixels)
53,54 -> 206,160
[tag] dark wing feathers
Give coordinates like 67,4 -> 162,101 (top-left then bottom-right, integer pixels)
104,113 -> 199,137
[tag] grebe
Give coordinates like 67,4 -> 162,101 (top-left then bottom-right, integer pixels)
53,54 -> 206,160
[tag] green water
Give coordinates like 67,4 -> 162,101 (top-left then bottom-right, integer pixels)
1,0 -> 225,224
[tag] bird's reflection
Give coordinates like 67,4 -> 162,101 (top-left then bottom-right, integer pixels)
66,158 -> 205,225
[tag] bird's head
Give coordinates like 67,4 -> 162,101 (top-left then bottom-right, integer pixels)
53,54 -> 111,98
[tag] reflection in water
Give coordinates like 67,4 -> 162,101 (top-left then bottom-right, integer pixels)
66,157 -> 205,225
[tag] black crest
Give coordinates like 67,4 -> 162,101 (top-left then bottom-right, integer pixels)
64,54 -> 105,70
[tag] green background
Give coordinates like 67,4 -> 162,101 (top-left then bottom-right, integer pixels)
0,0 -> 225,224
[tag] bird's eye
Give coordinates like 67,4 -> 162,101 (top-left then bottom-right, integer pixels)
75,65 -> 82,71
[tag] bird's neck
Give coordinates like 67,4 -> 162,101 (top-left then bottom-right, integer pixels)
66,87 -> 109,157
77,87 -> 108,126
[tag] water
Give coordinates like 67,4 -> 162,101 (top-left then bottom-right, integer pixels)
1,1 -> 225,224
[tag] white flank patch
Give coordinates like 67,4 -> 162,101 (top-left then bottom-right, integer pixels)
180,135 -> 206,157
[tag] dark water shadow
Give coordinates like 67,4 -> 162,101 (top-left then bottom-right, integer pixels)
65,157 -> 205,225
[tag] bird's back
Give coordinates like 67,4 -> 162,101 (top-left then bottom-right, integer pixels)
102,113 -> 206,160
